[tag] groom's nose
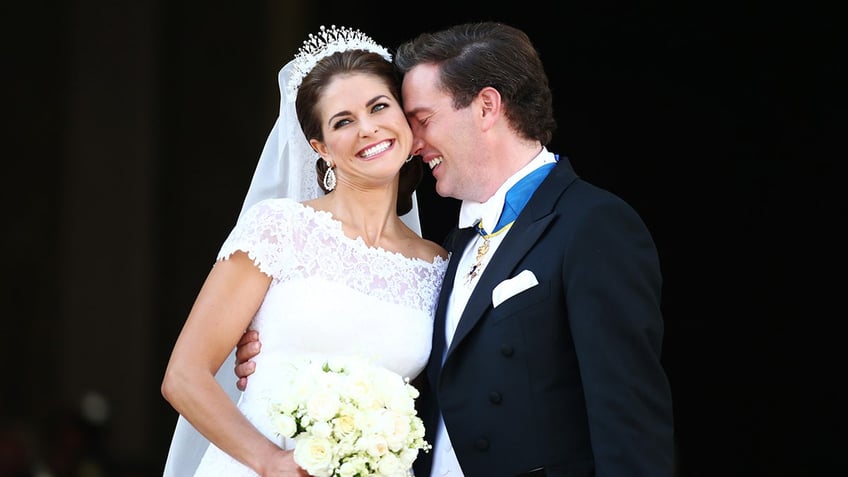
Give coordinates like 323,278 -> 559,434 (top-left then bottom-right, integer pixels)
410,134 -> 425,156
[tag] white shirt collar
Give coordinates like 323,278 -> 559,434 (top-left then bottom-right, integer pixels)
458,147 -> 557,230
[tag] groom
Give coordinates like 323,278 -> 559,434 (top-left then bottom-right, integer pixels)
236,22 -> 675,476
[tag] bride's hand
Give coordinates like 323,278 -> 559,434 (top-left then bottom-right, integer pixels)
261,449 -> 308,477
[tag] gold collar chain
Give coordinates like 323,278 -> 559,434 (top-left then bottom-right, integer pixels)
465,221 -> 514,284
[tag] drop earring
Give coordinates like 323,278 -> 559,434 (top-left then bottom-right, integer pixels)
323,160 -> 336,191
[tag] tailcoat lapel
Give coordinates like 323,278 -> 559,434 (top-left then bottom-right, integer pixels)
429,226 -> 477,383
446,212 -> 555,357
444,160 -> 578,360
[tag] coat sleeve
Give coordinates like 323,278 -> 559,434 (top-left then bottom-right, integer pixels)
564,195 -> 675,476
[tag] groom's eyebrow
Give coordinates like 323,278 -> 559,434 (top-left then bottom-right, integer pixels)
404,106 -> 424,117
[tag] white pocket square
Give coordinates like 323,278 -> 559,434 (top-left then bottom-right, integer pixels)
492,269 -> 539,308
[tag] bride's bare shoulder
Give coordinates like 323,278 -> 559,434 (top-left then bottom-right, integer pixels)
406,235 -> 448,263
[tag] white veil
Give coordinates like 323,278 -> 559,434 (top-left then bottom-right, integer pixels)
163,57 -> 421,476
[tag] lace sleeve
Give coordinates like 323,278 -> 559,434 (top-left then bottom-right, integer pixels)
216,198 -> 299,276
216,198 -> 447,314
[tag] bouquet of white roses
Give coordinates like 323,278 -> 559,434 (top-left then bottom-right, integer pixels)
268,356 -> 430,477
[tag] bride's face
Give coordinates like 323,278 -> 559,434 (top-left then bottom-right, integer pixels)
309,73 -> 413,191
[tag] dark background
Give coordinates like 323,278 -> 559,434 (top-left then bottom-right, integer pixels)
3,1 -> 842,476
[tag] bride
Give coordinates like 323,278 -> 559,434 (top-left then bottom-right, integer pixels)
160,25 -> 448,476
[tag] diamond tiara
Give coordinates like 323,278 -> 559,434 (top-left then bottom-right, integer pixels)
286,25 -> 392,99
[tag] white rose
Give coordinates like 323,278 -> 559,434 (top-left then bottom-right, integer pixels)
325,356 -> 351,373
347,374 -> 374,404
363,434 -> 389,458
293,434 -> 335,477
270,390 -> 300,415
337,455 -> 370,477
271,412 -> 298,438
310,420 -> 333,439
398,447 -> 419,469
333,413 -> 358,440
377,411 -> 412,451
290,375 -> 317,405
376,452 -> 406,477
306,389 -> 340,422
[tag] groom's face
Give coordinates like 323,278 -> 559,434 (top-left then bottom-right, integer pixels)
402,63 -> 482,202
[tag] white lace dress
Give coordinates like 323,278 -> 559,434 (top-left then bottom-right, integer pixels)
192,198 -> 448,476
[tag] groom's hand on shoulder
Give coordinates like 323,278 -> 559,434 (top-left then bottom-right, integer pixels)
234,329 -> 261,391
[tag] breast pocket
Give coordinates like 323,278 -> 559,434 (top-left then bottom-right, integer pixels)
490,280 -> 551,324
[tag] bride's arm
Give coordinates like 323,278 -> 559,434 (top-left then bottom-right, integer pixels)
161,251 -> 296,475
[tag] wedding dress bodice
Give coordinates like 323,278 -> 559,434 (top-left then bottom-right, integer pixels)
192,198 -> 447,476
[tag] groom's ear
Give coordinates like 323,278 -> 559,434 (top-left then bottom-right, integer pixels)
476,86 -> 502,131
